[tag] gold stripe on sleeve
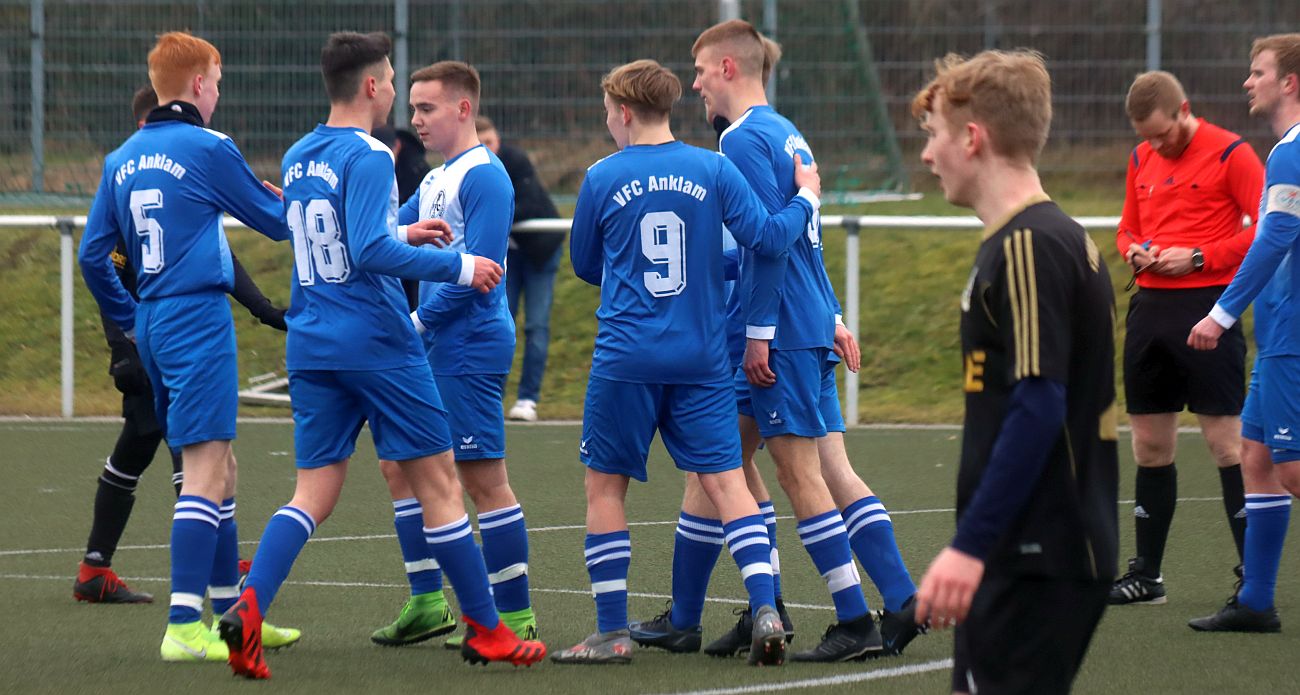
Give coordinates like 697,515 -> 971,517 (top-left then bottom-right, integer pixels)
1004,234 -> 1024,379
1023,229 -> 1040,376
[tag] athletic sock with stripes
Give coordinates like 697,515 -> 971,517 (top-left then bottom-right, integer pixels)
208,497 -> 240,615
424,515 -> 498,628
478,504 -> 531,613
585,530 -> 631,634
844,496 -> 916,612
245,505 -> 317,616
168,495 -> 221,624
758,499 -> 783,599
724,514 -> 776,616
1238,494 -> 1292,612
798,509 -> 869,622
669,512 -> 723,629
392,497 -> 443,595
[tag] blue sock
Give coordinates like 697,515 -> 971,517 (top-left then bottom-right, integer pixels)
246,506 -> 316,616
585,530 -> 631,634
392,498 -> 442,595
724,514 -> 775,617
425,515 -> 498,628
1238,494 -> 1292,612
797,510 -> 869,622
759,500 -> 783,599
208,497 -> 240,615
478,504 -> 531,613
669,512 -> 723,629
844,496 -> 916,612
169,495 -> 221,624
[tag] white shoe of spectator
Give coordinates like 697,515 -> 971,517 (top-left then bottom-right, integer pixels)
508,399 -> 538,422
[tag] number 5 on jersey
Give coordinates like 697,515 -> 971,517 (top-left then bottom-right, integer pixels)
289,198 -> 351,285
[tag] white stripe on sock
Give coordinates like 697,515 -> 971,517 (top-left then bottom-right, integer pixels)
274,507 -> 316,535
591,579 -> 627,595
586,550 -> 632,568
584,539 -> 631,557
739,562 -> 774,580
843,503 -> 886,528
478,504 -> 522,521
800,525 -> 848,547
823,563 -> 861,594
728,537 -> 769,554
677,528 -> 726,545
424,525 -> 473,544
478,510 -> 525,530
488,562 -> 528,584
796,514 -> 844,536
209,585 -> 239,599
677,517 -> 724,535
103,458 -> 140,481
405,558 -> 440,573
170,592 -> 204,610
173,512 -> 220,527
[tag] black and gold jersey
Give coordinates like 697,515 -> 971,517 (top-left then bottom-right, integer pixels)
957,196 -> 1119,580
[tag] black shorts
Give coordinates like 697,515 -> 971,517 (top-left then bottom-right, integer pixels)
1124,286 -> 1245,415
952,571 -> 1109,695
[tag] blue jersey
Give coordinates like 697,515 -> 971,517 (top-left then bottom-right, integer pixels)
79,120 -> 288,331
281,125 -> 469,371
570,140 -> 817,384
721,106 -> 838,351
1214,123 -> 1300,357
399,145 -> 516,376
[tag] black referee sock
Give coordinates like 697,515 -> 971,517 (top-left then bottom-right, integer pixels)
1218,463 -> 1247,563
1134,463 -> 1177,577
85,475 -> 136,567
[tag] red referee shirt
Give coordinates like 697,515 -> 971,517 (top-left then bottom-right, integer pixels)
1117,119 -> 1264,289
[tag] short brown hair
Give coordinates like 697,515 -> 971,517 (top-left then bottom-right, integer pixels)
760,35 -> 782,86
132,85 -> 157,123
1126,71 -> 1187,121
911,50 -> 1052,163
148,32 -> 220,98
320,32 -> 391,102
601,59 -> 682,121
692,19 -> 766,80
411,61 -> 481,110
1252,33 -> 1300,89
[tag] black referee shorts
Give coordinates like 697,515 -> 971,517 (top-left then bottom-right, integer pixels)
1124,286 -> 1245,416
952,571 -> 1109,694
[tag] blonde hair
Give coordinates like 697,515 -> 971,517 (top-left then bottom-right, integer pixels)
1252,34 -> 1300,88
912,50 -> 1052,163
148,32 -> 220,99
411,61 -> 481,110
601,59 -> 682,120
692,19 -> 766,80
760,35 -> 782,86
1126,71 -> 1187,121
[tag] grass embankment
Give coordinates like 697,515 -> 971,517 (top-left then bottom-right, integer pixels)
5,185 -> 1228,423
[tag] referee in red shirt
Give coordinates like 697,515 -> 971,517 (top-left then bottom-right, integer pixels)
1112,71 -> 1264,606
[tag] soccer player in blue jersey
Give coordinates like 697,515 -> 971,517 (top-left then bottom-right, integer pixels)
368,61 -> 538,649
629,20 -> 909,663
216,32 -> 545,678
551,59 -> 822,666
78,31 -> 301,664
1187,33 -> 1300,633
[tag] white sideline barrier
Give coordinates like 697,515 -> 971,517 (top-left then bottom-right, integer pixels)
0,213 -> 1122,420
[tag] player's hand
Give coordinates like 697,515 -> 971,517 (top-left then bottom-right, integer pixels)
468,255 -> 504,293
833,324 -> 861,373
407,219 -> 454,247
1149,246 -> 1194,276
915,546 -> 984,630
262,180 -> 283,199
109,342 -> 150,395
1188,315 -> 1226,351
743,338 -> 777,387
793,153 -> 821,200
1126,243 -> 1155,273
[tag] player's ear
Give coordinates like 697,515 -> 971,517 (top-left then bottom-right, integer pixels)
365,74 -> 378,99
721,56 -> 735,80
190,72 -> 204,99
965,121 -> 982,157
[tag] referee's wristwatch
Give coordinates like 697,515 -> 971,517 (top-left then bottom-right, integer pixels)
1191,247 -> 1205,272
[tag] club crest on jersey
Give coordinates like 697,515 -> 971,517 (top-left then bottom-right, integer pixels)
429,189 -> 447,218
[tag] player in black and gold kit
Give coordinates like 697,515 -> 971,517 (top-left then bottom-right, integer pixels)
912,51 -> 1118,694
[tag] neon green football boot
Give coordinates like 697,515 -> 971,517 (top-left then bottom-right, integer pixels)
445,606 -> 536,649
211,618 -> 302,651
371,591 -> 457,646
161,620 -> 229,663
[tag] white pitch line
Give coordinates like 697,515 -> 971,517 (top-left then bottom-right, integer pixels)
0,497 -> 1224,558
642,659 -> 954,695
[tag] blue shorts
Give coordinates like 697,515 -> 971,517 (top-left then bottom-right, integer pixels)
736,357 -> 845,433
1241,356 -> 1300,464
135,292 -> 238,448
289,364 -> 452,468
581,376 -> 742,482
749,348 -> 831,438
435,373 -> 507,461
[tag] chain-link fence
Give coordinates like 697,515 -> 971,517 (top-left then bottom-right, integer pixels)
3,0 -> 1298,205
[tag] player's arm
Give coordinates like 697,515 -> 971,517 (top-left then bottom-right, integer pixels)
1116,149 -> 1153,270
207,137 -> 291,242
347,151 -> 499,290
228,252 -> 287,331
717,150 -> 819,258
1193,165 -> 1300,349
917,230 -> 1074,627
78,173 -> 138,333
1198,141 -> 1265,273
740,251 -> 786,386
569,175 -> 603,286
412,168 -> 512,333
394,182 -> 451,247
